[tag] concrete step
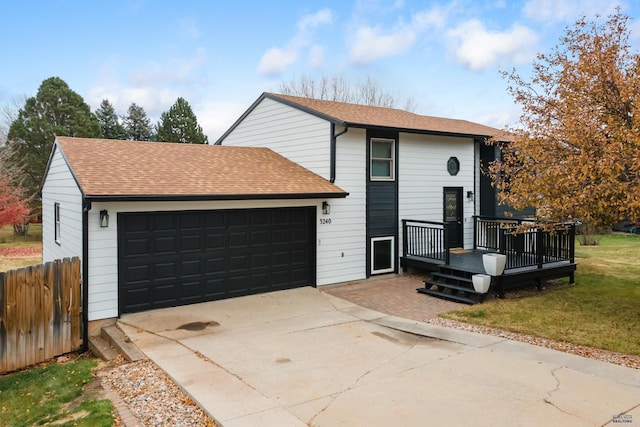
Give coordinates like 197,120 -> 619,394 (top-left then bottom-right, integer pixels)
88,334 -> 121,362
102,324 -> 146,362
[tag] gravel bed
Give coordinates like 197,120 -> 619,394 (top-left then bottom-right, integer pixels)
427,317 -> 640,369
102,359 -> 218,426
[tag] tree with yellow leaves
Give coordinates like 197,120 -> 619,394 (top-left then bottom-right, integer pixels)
489,10 -> 639,229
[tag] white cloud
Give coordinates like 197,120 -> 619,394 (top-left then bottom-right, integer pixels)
349,8 -> 447,66
87,49 -> 210,121
447,19 -> 539,71
523,0 -> 624,23
177,17 -> 202,40
308,45 -> 326,69
195,101 -> 248,142
350,26 -> 417,65
257,47 -> 299,75
257,9 -> 333,76
297,8 -> 332,32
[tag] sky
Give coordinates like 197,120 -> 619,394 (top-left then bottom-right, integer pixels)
1,0 -> 638,142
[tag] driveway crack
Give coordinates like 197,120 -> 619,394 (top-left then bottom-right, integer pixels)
308,336 -> 420,425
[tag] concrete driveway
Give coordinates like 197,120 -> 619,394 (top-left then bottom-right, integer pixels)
118,287 -> 640,427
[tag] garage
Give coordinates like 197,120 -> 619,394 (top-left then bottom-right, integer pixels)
118,207 -> 316,314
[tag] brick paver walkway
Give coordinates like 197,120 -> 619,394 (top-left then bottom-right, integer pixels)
322,274 -> 464,322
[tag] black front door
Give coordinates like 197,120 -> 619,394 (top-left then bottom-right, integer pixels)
444,187 -> 463,248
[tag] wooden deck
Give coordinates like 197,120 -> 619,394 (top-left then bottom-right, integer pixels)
401,217 -> 577,303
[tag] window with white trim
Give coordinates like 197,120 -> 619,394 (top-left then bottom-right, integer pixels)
370,138 -> 395,180
371,236 -> 394,274
54,203 -> 61,244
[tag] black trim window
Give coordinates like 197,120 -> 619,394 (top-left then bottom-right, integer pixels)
370,138 -> 395,180
371,236 -> 394,274
54,203 -> 61,244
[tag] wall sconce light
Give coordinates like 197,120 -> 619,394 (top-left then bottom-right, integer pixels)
322,201 -> 330,215
100,210 -> 109,228
467,191 -> 474,201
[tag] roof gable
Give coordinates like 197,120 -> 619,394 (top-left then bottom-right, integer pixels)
267,93 -> 511,140
54,136 -> 347,201
216,92 -> 511,143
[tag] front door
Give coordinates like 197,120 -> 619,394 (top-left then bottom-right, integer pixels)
444,187 -> 463,248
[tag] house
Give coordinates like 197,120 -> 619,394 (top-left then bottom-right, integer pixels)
41,136 -> 347,324
217,93 -> 575,304
41,93 -> 574,326
216,93 -> 512,279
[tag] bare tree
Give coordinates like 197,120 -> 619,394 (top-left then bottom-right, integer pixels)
0,95 -> 26,147
278,74 -> 416,111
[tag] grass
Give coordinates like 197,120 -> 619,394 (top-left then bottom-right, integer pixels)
441,233 -> 640,355
0,358 -> 115,426
0,224 -> 42,271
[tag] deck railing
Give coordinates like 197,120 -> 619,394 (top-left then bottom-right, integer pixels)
475,216 -> 575,270
402,219 -> 449,264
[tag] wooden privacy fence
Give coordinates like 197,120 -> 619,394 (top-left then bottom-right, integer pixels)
0,257 -> 82,374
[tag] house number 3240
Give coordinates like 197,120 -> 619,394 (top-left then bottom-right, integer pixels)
319,218 -> 332,225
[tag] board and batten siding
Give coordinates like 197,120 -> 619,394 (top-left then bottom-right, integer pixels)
398,133 -> 476,251
41,146 -> 83,266
220,97 -> 331,179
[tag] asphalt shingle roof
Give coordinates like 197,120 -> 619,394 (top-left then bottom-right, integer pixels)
266,93 -> 511,141
54,136 -> 347,199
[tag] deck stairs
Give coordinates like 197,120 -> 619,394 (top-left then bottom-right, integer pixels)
417,266 -> 490,304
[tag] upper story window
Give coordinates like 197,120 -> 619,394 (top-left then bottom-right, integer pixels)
370,138 -> 395,180
54,203 -> 61,244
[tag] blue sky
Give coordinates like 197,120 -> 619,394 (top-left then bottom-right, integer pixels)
1,0 -> 638,141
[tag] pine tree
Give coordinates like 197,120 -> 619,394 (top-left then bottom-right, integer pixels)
122,103 -> 153,141
95,99 -> 126,139
6,77 -> 101,200
156,97 -> 208,144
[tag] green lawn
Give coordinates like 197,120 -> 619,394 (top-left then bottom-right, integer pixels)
0,359 -> 114,426
0,224 -> 42,271
441,234 -> 640,355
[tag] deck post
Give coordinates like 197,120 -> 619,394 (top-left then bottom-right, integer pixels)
498,227 -> 506,255
569,224 -> 575,263
443,223 -> 450,265
536,228 -> 544,269
401,220 -> 408,272
473,216 -> 477,249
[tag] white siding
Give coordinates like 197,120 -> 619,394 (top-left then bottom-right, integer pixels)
222,98 -> 368,285
398,133 -> 476,250
316,128 -> 367,285
221,98 -> 331,179
86,198 -> 350,321
41,146 -> 83,264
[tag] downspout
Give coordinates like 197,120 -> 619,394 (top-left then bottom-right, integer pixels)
330,123 -> 349,183
80,198 -> 90,352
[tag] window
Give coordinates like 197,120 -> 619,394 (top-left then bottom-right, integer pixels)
54,203 -> 61,244
370,138 -> 395,180
371,236 -> 394,274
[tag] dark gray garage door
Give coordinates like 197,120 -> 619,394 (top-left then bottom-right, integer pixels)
118,207 -> 316,314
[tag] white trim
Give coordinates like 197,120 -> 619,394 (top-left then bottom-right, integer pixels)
371,236 -> 395,274
370,138 -> 395,181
